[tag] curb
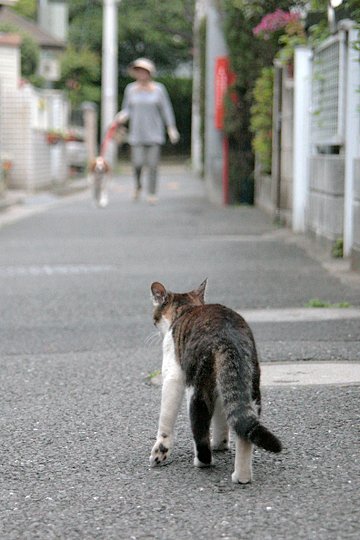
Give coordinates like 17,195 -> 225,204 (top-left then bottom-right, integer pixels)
0,194 -> 25,212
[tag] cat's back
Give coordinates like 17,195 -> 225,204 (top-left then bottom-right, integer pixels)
174,302 -> 253,341
173,303 -> 257,379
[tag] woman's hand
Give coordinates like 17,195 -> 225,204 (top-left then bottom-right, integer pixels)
167,126 -> 180,144
114,111 -> 129,125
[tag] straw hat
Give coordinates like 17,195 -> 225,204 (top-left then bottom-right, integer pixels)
128,58 -> 156,76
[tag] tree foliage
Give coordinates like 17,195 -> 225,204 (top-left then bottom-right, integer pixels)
67,0 -> 194,72
118,0 -> 194,72
59,46 -> 101,107
13,0 -> 37,20
68,0 -> 103,53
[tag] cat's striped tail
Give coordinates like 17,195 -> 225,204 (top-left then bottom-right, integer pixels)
225,405 -> 282,453
216,346 -> 282,454
246,423 -> 282,453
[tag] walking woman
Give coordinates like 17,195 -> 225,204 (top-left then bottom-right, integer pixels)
114,58 -> 180,204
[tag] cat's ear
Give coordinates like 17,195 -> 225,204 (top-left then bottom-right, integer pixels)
151,282 -> 168,306
194,278 -> 207,303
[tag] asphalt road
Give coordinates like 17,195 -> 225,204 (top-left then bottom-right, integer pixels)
0,165 -> 359,539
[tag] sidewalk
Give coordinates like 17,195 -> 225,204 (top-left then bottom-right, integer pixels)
0,176 -> 89,229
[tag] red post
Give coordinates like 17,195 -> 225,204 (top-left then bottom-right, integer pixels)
215,57 -> 235,205
214,57 -> 229,130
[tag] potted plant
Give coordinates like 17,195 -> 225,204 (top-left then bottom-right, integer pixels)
0,155 -> 12,197
45,130 -> 64,145
64,130 -> 83,143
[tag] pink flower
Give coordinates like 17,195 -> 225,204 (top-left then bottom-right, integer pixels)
253,9 -> 300,39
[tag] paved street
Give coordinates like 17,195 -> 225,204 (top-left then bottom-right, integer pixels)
0,164 -> 359,539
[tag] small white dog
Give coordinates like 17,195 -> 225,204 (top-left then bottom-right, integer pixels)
89,156 -> 110,208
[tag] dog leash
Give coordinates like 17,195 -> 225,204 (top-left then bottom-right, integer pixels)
99,123 -> 118,158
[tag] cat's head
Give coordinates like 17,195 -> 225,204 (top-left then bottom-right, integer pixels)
150,280 -> 207,335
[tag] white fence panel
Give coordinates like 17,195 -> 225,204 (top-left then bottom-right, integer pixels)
311,32 -> 346,147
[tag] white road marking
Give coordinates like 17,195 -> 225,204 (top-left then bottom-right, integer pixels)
239,307 -> 360,323
261,362 -> 360,386
0,265 -> 116,276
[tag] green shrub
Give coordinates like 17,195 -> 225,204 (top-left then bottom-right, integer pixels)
13,0 -> 37,20
250,67 -> 274,174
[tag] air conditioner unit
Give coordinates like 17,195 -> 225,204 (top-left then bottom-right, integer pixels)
38,58 -> 61,82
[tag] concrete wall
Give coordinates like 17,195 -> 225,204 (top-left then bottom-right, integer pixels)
254,167 -> 273,215
0,30 -> 69,191
1,87 -> 32,188
0,38 -> 21,90
1,87 -> 51,189
0,85 -> 67,190
351,158 -> 360,269
307,155 -> 345,242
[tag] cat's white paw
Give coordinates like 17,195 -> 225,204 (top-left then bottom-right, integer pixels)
149,437 -> 172,467
231,470 -> 252,484
194,456 -> 212,468
211,438 -> 229,451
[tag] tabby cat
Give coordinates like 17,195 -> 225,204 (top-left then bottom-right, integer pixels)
149,280 -> 282,484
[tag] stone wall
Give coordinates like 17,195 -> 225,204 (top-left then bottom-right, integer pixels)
254,167 -> 273,215
307,155 -> 345,242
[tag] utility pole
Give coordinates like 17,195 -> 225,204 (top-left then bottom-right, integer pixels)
101,0 -> 119,165
191,0 -> 206,176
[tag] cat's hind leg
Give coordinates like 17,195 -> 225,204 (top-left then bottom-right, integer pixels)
211,395 -> 229,451
189,390 -> 214,467
231,436 -> 253,484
